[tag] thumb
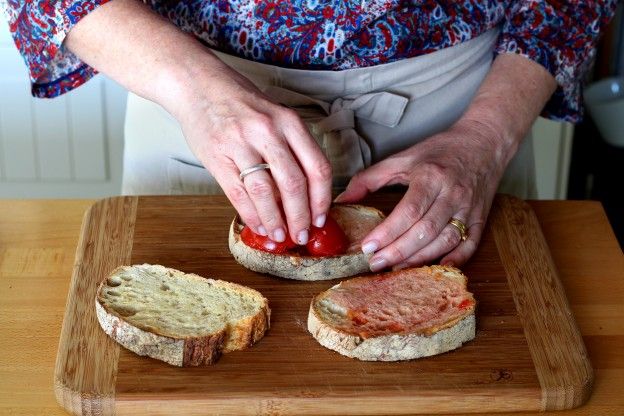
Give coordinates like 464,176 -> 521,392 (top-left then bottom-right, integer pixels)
334,163 -> 391,203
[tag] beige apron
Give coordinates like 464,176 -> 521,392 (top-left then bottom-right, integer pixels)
122,27 -> 536,198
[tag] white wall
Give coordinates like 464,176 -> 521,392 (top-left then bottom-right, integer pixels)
532,118 -> 573,200
0,21 -> 126,198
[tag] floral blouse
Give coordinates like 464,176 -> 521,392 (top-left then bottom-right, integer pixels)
1,0 -> 618,122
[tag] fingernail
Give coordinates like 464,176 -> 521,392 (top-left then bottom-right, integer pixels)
273,228 -> 286,242
442,260 -> 454,267
361,240 -> 379,255
265,241 -> 277,251
297,229 -> 309,245
314,214 -> 326,228
257,225 -> 268,236
369,257 -> 387,272
333,191 -> 346,203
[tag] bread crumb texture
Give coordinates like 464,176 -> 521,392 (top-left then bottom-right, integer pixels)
98,265 -> 264,337
96,264 -> 269,366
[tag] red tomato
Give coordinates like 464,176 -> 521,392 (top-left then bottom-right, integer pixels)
240,226 -> 296,254
306,216 -> 348,256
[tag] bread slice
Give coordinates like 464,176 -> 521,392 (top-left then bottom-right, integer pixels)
228,204 -> 385,280
95,264 -> 270,366
308,265 -> 475,361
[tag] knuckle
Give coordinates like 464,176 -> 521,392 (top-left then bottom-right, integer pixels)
314,193 -> 332,211
402,202 -> 423,222
279,107 -> 300,122
418,219 -> 438,238
288,211 -> 310,228
424,162 -> 447,180
313,160 -> 333,183
246,179 -> 273,198
263,214 -> 281,227
227,183 -> 248,205
251,113 -> 275,134
441,229 -> 460,250
282,174 -> 307,196
387,244 -> 409,263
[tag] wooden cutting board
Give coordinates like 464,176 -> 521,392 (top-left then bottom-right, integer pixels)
54,194 -> 592,415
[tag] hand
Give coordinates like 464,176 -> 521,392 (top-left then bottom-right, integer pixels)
175,59 -> 333,245
63,0 -> 333,245
334,119 -> 511,270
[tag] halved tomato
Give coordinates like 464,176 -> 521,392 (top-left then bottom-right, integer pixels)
240,226 -> 297,254
306,216 -> 348,256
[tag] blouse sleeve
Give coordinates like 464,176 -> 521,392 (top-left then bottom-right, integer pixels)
495,1 -> 618,123
1,0 -> 112,98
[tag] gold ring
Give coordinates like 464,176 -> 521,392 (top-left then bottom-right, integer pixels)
448,218 -> 468,241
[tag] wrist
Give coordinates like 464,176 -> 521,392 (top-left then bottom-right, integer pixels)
453,110 -> 520,174
151,45 -> 229,121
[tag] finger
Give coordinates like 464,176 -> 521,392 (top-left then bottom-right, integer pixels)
234,151 -> 287,242
256,136 -> 311,244
440,219 -> 485,267
359,179 -> 440,254
333,160 -> 396,203
367,195 -> 457,271
210,157 -> 266,235
392,223 -> 463,270
280,110 -> 333,228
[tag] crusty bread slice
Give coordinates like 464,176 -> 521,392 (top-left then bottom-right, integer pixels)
228,204 -> 385,280
95,264 -> 270,366
308,265 -> 476,361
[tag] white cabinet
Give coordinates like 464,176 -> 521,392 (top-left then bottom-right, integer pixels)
531,118 -> 574,200
0,21 -> 126,198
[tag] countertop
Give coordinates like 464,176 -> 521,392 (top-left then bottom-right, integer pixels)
0,198 -> 622,416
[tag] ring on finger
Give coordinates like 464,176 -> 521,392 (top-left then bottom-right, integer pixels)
448,217 -> 468,241
239,163 -> 270,180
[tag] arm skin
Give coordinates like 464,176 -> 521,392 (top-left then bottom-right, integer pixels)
336,53 -> 557,269
65,0 -> 333,246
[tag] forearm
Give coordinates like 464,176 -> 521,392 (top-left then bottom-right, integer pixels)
458,53 -> 557,168
64,0 -> 228,118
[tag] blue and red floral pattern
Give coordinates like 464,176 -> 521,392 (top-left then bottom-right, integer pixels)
1,0 -> 617,122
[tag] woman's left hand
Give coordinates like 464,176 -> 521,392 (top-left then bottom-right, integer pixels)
334,118 -> 511,270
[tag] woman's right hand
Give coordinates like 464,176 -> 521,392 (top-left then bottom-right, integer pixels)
172,55 -> 333,245
63,0 -> 331,242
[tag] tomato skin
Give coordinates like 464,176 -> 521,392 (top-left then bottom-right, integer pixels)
240,226 -> 296,254
306,216 -> 348,256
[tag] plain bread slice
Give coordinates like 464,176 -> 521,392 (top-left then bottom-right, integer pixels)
95,264 -> 270,366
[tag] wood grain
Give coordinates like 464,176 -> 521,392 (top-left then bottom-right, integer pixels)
491,196 -> 592,410
1,196 -> 622,416
53,197 -> 137,416
49,194 -> 586,414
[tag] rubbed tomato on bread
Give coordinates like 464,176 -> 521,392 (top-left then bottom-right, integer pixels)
240,216 -> 348,257
308,265 -> 476,361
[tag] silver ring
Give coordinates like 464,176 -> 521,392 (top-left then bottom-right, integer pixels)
239,163 -> 270,181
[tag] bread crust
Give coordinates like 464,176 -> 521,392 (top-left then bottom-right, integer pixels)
307,265 -> 476,361
95,264 -> 270,366
228,204 -> 385,280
